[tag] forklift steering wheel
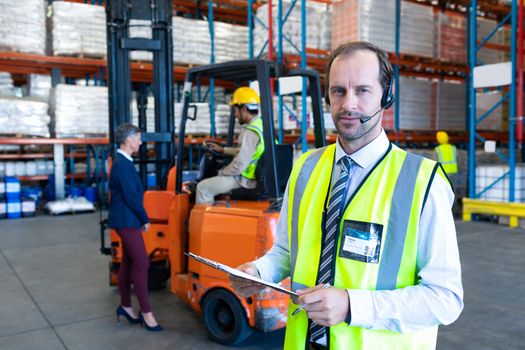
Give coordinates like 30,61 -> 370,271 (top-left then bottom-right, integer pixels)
203,140 -> 224,157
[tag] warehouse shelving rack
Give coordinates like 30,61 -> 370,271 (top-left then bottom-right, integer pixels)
465,0 -> 522,203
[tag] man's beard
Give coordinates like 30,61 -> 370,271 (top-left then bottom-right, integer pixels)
334,110 -> 380,142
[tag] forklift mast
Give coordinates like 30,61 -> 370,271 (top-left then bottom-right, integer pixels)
106,0 -> 175,188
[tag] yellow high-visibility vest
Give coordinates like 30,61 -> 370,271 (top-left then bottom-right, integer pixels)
283,143 -> 449,350
435,144 -> 458,174
241,117 -> 264,180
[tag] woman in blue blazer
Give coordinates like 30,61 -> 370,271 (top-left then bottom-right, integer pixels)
108,123 -> 162,332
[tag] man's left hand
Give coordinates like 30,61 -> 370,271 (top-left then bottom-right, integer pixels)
296,285 -> 350,326
204,140 -> 224,154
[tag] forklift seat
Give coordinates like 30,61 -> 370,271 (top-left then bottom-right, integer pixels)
228,144 -> 293,201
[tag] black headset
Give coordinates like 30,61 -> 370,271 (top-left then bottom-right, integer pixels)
324,77 -> 395,110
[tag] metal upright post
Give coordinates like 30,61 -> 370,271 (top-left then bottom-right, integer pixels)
468,0 -> 477,198
394,0 -> 401,139
208,0 -> 216,137
300,0 -> 307,153
509,0 -> 517,202
278,0 -> 284,143
518,0 -> 524,161
248,0 -> 254,59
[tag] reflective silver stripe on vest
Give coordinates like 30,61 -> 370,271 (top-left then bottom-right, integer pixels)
376,153 -> 423,290
290,147 -> 326,289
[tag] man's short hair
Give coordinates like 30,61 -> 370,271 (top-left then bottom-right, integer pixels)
325,41 -> 394,92
115,123 -> 141,145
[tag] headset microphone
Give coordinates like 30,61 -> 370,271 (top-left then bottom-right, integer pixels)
359,108 -> 383,124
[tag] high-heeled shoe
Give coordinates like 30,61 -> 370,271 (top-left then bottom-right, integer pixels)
139,313 -> 164,332
116,305 -> 141,325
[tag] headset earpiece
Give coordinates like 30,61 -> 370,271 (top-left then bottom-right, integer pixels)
381,78 -> 395,110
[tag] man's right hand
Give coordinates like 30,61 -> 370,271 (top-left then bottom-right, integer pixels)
229,262 -> 267,298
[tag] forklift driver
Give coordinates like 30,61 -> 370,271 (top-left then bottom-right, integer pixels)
193,86 -> 265,204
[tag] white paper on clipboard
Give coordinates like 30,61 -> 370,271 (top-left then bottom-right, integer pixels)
187,252 -> 298,297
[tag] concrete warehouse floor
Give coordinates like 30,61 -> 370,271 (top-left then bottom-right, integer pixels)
0,212 -> 523,350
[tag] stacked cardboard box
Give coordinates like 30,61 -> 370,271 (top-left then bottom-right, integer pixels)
332,0 -> 433,58
436,11 -> 467,64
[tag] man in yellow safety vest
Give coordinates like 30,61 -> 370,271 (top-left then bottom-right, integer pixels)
230,41 -> 463,349
435,131 -> 458,175
194,87 -> 265,204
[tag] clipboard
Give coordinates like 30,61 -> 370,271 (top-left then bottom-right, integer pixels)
187,252 -> 298,297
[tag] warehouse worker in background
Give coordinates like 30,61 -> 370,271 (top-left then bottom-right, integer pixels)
195,87 -> 264,204
230,41 -> 463,349
435,130 -> 458,176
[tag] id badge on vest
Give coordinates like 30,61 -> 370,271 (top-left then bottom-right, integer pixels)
339,220 -> 383,263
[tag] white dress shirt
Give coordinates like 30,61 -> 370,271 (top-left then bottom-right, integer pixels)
253,129 -> 464,333
117,149 -> 133,162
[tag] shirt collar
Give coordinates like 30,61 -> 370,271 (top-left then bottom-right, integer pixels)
117,149 -> 133,162
335,129 -> 390,169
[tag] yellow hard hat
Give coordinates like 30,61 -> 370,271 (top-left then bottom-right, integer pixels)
230,87 -> 260,108
436,131 -> 449,145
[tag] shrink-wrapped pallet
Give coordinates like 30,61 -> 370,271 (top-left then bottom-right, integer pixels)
50,1 -> 106,57
476,90 -> 503,131
27,74 -> 52,102
129,19 -> 153,62
0,96 -> 50,137
0,73 -> 16,97
50,84 -> 108,137
398,77 -> 432,130
436,81 -> 466,130
477,18 -> 507,65
332,0 -> 433,58
436,11 -> 467,64
0,0 -> 46,55
214,21 -> 249,63
172,17 -> 211,65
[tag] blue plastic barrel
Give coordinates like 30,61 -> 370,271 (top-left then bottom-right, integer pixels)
5,177 -> 20,202
66,186 -> 83,198
84,186 -> 97,203
0,177 -> 5,200
7,200 -> 21,219
0,200 -> 6,219
21,187 -> 40,205
21,197 -> 36,217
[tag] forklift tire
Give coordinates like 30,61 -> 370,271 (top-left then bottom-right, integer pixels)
202,289 -> 253,346
147,260 -> 170,291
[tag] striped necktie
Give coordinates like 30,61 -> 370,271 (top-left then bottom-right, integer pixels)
310,155 -> 353,344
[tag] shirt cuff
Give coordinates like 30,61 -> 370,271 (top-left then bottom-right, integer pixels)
252,258 -> 272,282
347,289 -> 374,328
223,147 -> 238,156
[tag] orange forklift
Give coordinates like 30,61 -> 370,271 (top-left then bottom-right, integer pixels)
100,1 -> 326,345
